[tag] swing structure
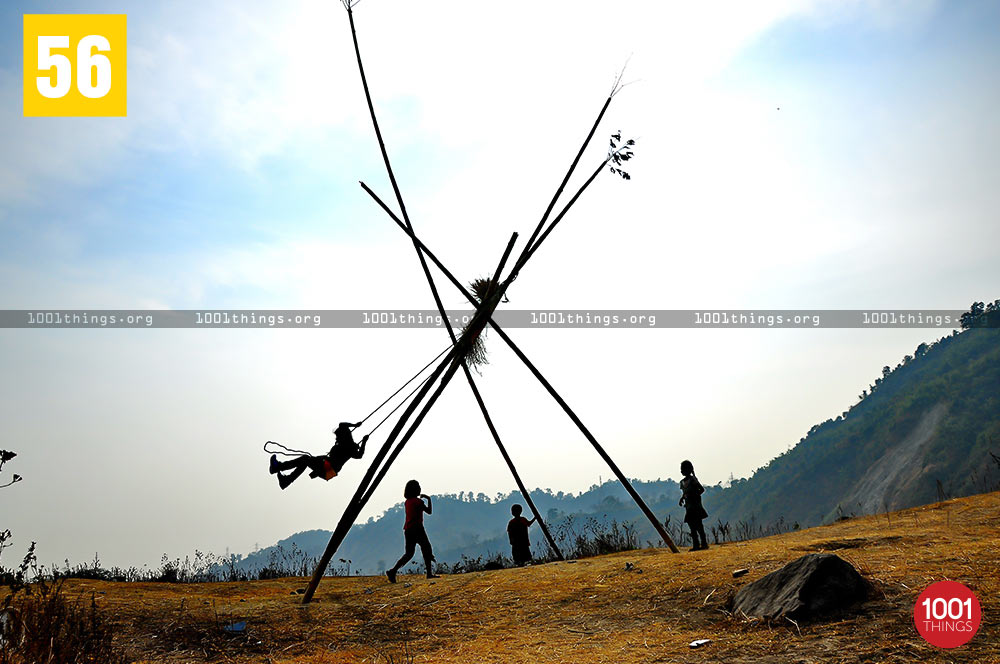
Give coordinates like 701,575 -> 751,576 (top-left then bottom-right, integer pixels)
302,1 -> 678,604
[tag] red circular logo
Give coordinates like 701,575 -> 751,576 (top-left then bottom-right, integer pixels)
913,581 -> 981,648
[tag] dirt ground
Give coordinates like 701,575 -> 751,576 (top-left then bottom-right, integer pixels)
47,492 -> 1000,663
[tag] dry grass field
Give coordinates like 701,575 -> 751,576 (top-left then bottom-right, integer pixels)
44,492 -> 1000,663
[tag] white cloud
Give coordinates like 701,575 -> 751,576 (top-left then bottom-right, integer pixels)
2,0 -> 827,203
0,71 -> 131,202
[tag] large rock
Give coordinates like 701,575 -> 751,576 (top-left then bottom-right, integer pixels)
732,553 -> 868,620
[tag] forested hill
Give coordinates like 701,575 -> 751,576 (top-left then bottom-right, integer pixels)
714,306 -> 1000,528
242,303 -> 999,575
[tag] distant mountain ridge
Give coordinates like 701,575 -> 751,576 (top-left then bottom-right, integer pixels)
240,306 -> 1000,575
236,479 -> 685,576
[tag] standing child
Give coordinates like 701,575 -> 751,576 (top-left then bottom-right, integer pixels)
506,504 -> 537,566
679,459 -> 709,551
386,480 -> 440,582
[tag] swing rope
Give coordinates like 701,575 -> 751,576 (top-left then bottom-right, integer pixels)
364,365 -> 436,436
355,344 -> 451,429
264,344 -> 453,458
264,440 -> 312,458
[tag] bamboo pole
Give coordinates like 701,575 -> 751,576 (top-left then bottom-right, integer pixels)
345,3 -> 458,351
357,233 -> 519,511
346,4 -> 548,546
448,233 -> 564,564
521,157 -> 609,265
362,185 -> 680,553
308,4 -> 540,602
357,236 -> 519,508
413,229 -> 564,560
302,346 -> 457,603
357,351 -> 465,508
359,181 -> 562,551
462,367 -> 564,560
362,135 -> 612,299
506,94 -> 614,282
487,322 -> 680,553
303,237 -> 518,603
326,9 -> 676,606
361,182 -> 475,302
382,178 -> 561,564
345,5 -> 412,233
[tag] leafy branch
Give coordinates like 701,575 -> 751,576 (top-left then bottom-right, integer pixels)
607,131 -> 636,180
0,450 -> 22,489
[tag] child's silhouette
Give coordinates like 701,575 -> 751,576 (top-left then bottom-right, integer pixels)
679,459 -> 709,551
386,480 -> 439,582
268,422 -> 367,490
507,504 -> 536,566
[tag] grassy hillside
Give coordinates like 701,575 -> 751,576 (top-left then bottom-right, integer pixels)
43,491 -> 1000,663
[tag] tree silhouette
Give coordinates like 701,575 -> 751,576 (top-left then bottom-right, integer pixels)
0,450 -> 22,490
960,299 -> 1000,329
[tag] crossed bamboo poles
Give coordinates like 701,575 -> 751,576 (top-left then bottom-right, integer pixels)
302,2 -> 677,604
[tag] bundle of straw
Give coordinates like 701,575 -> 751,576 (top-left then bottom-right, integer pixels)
470,277 -> 495,303
461,278 -> 498,369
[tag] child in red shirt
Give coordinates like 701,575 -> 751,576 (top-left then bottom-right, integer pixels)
386,480 -> 439,582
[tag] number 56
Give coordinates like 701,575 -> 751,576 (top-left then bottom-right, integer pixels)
37,35 -> 112,99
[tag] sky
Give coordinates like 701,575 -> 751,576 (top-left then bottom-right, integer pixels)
1,0 -> 998,569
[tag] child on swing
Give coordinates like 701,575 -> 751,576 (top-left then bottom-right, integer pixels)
268,422 -> 368,490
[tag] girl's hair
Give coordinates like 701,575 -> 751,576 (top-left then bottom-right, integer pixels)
404,479 -> 421,499
680,459 -> 694,476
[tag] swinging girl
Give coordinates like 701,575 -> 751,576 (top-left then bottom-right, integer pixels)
268,422 -> 369,490
263,345 -> 452,491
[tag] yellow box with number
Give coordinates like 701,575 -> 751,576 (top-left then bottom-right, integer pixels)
23,14 -> 127,117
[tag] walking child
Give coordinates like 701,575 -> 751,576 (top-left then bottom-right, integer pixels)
386,480 -> 439,582
507,504 -> 536,566
268,422 -> 368,490
679,459 -> 709,551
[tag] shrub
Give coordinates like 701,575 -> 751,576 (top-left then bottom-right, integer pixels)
1,546 -> 126,664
